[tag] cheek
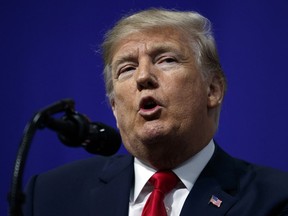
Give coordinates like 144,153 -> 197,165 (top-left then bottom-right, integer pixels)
113,99 -> 127,122
167,78 -> 208,114
113,104 -> 129,138
113,79 -> 136,100
112,87 -> 136,126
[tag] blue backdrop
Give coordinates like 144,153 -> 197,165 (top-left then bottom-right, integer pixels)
1,1 -> 288,215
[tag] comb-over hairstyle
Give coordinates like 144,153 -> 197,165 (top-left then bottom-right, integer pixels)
102,8 -> 226,100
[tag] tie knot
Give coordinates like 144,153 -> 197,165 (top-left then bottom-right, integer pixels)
149,171 -> 179,195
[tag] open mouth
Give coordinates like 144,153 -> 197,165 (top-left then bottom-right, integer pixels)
142,100 -> 157,110
140,97 -> 158,110
139,97 -> 162,119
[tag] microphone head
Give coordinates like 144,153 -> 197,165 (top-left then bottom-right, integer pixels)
54,112 -> 122,156
56,112 -> 90,148
82,122 -> 122,156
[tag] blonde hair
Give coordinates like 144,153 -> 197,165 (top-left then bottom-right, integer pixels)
102,8 -> 226,100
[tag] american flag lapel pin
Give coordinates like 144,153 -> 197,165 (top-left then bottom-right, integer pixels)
208,195 -> 222,207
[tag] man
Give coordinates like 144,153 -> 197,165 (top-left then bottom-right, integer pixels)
23,8 -> 288,215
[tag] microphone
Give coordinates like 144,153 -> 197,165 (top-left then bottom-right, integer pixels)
8,99 -> 121,216
43,111 -> 122,156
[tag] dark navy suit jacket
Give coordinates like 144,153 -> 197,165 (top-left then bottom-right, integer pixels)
23,145 -> 288,215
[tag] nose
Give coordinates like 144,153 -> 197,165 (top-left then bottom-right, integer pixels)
136,60 -> 159,91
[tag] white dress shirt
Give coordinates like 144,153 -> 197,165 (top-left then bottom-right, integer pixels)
129,140 -> 215,216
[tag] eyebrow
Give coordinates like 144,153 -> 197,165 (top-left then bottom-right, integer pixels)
148,44 -> 190,63
112,43 -> 187,69
148,43 -> 184,58
112,52 -> 138,69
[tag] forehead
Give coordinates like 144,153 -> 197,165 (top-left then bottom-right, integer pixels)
111,27 -> 192,60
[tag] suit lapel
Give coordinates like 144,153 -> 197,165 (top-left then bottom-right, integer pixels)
180,145 -> 243,216
89,155 -> 134,216
87,145 -> 248,215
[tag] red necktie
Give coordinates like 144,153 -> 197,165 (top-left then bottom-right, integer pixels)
142,171 -> 179,216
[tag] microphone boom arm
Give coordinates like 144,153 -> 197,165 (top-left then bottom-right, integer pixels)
8,98 -> 75,216
9,98 -> 122,216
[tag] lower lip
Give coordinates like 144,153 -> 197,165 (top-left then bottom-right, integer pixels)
138,105 -> 162,117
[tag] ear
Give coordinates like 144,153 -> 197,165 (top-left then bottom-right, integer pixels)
207,75 -> 225,108
111,98 -> 119,128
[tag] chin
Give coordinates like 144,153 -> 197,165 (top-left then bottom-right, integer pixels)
139,130 -> 169,145
142,121 -> 171,136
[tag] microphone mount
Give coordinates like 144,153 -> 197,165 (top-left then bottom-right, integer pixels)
8,98 -> 121,216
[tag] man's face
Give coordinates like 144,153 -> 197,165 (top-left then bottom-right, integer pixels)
110,27 -> 220,168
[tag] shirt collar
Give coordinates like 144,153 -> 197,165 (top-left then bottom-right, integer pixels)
131,140 -> 215,202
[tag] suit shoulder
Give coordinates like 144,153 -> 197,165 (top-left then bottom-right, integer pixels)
231,157 -> 288,198
23,154 -> 134,215
216,145 -> 288,188
214,145 -> 288,194
249,163 -> 288,186
36,154 -> 133,182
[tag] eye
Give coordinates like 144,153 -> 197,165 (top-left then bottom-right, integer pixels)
156,55 -> 178,65
120,66 -> 135,73
161,57 -> 176,63
117,65 -> 136,79
155,56 -> 178,68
